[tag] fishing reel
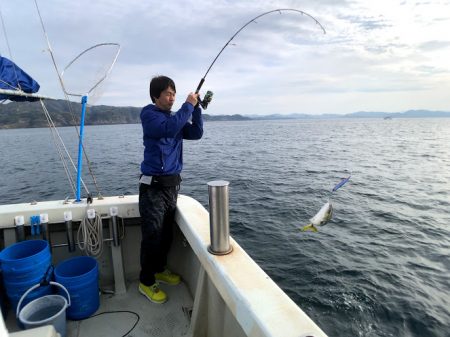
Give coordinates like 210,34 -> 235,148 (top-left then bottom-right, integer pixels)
198,90 -> 213,109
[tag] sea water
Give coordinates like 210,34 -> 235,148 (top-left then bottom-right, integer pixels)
1,118 -> 449,337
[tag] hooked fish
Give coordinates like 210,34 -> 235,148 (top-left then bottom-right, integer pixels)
301,201 -> 333,232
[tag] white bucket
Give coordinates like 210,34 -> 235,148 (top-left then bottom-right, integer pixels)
16,281 -> 71,337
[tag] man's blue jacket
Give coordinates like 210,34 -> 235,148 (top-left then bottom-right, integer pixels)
140,102 -> 203,176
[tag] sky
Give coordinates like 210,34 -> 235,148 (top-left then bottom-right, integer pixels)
1,0 -> 450,115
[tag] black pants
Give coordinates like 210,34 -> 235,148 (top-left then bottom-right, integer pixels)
139,183 -> 178,286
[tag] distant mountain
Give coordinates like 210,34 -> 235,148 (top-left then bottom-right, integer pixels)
345,110 -> 450,118
249,113 -> 313,120
250,110 -> 450,119
0,99 -> 249,129
0,99 -> 448,129
0,99 -> 141,129
202,114 -> 251,122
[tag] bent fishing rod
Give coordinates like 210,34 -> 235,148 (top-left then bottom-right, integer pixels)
195,8 -> 326,108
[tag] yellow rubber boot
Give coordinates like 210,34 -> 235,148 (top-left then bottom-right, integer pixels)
155,269 -> 181,285
139,282 -> 167,304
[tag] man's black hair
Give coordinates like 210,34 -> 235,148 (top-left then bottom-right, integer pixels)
149,76 -> 176,103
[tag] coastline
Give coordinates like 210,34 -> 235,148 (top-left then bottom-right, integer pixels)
0,99 -> 449,129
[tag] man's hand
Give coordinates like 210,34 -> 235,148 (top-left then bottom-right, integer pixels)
186,92 -> 198,107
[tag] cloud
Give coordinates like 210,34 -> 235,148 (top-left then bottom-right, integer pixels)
419,40 -> 450,51
1,0 -> 449,115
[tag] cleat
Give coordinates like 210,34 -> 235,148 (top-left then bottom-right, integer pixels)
139,282 -> 167,304
155,269 -> 181,285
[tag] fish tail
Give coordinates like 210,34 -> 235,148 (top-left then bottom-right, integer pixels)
301,224 -> 318,232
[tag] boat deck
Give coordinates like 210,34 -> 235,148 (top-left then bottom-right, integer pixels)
1,195 -> 329,337
6,280 -> 194,337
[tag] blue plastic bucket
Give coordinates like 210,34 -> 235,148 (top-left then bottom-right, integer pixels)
54,256 -> 99,320
0,240 -> 51,311
4,276 -> 51,312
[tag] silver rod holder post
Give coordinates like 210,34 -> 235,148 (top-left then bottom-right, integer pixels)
14,216 -> 25,242
42,222 -> 49,241
110,216 -> 120,247
207,180 -> 233,255
64,211 -> 76,252
40,214 -> 50,250
110,207 -> 120,247
65,220 -> 76,252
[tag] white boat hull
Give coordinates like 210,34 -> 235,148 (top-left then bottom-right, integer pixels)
0,195 -> 327,337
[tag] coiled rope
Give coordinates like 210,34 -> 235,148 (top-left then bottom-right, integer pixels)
77,208 -> 103,257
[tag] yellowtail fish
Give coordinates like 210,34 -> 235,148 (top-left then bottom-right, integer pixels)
301,201 -> 333,232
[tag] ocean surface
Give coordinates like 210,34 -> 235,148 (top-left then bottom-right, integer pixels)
1,118 -> 449,337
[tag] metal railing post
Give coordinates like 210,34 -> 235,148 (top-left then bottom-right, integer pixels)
207,180 -> 233,255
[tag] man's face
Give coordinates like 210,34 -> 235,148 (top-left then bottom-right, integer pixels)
155,87 -> 176,111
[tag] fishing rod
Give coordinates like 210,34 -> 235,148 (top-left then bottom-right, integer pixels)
195,8 -> 326,108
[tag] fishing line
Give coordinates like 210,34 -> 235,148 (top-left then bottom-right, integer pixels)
0,0 -> 21,91
40,99 -> 92,196
33,0 -> 97,197
34,0 -> 120,200
195,8 -> 326,94
41,99 -> 77,195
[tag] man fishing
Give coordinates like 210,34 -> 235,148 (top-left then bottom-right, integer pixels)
139,75 -> 203,304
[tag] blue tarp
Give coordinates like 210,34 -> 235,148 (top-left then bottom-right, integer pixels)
0,56 -> 40,101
